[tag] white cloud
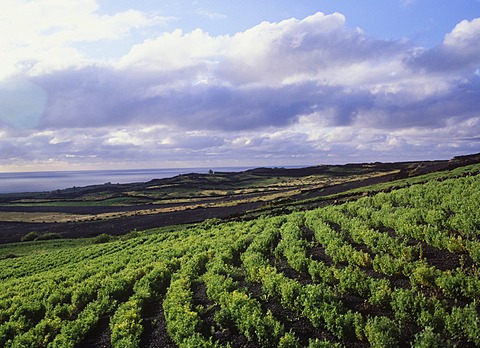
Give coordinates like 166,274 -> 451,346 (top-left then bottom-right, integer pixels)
0,0 -> 165,79
1,10 -> 480,170
444,18 -> 480,48
116,11 -> 400,87
407,17 -> 480,73
27,13 -> 480,137
116,28 -> 227,72
104,130 -> 144,146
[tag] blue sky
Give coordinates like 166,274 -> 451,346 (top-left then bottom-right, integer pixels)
0,0 -> 480,171
97,0 -> 480,47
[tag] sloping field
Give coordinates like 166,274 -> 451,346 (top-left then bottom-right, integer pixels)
1,165 -> 479,347
2,154 -> 480,244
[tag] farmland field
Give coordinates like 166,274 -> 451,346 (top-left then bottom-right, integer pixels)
1,160 -> 480,347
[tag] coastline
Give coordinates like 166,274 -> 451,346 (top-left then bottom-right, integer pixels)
0,166 -> 258,194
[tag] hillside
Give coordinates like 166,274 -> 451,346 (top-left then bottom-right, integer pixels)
0,154 -> 480,347
1,153 -> 479,244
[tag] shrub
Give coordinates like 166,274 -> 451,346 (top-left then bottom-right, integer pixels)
92,233 -> 114,244
410,264 -> 436,289
120,229 -> 140,240
35,232 -> 62,241
391,288 -> 419,323
278,331 -> 300,348
368,278 -> 392,308
308,339 -> 342,347
364,316 -> 400,348
110,298 -> 143,348
412,326 -> 448,348
21,231 -> 40,242
446,303 -> 480,345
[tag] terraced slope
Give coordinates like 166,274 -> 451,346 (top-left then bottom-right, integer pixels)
1,167 -> 479,347
1,153 -> 479,244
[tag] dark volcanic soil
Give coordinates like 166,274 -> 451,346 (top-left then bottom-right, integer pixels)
140,298 -> 177,348
1,153 -> 479,245
0,173 -> 386,244
0,202 -> 264,244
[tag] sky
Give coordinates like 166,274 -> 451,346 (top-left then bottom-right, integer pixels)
1,0 -> 480,172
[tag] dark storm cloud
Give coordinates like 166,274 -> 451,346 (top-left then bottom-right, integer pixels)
369,76 -> 480,129
33,60 -> 480,134
35,63 -> 392,132
4,12 -> 480,170
405,18 -> 480,73
29,12 -> 413,133
34,67 -> 333,131
407,46 -> 480,73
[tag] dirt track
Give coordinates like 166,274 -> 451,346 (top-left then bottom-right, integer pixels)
0,202 -> 265,244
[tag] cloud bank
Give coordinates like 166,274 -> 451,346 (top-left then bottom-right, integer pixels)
1,8 -> 480,170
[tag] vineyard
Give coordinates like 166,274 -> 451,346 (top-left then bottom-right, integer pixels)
1,167 -> 480,347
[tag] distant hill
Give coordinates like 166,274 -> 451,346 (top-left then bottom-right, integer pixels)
0,152 -> 479,244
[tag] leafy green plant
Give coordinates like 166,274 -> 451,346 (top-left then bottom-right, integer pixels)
364,316 -> 399,348
92,233 -> 114,244
21,231 -> 40,242
2,170 -> 480,347
412,326 -> 449,348
35,232 -> 62,241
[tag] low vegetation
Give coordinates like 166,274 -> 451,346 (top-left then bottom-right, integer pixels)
21,231 -> 62,242
1,159 -> 479,347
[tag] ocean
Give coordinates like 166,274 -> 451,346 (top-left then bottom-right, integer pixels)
0,167 -> 254,194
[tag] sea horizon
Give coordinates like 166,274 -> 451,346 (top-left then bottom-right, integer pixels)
0,166 -> 261,194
